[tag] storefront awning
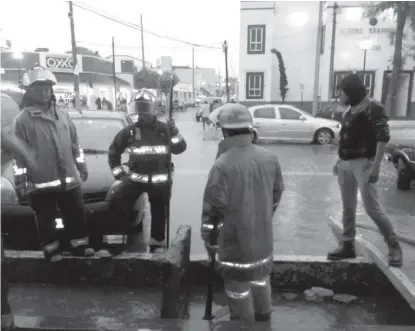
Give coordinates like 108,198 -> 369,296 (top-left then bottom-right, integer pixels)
1,70 -> 131,88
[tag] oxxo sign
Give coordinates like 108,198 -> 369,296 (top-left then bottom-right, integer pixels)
45,56 -> 74,71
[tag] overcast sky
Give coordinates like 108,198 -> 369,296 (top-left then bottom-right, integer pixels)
0,0 -> 240,77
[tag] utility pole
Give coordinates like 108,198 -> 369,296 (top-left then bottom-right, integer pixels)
140,14 -> 145,68
112,36 -> 117,111
192,46 -> 195,102
68,1 -> 81,111
328,2 -> 338,100
223,40 -> 230,102
218,68 -> 221,95
312,1 -> 324,116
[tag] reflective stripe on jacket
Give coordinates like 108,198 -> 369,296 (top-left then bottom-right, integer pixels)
13,105 -> 85,192
108,120 -> 186,179
201,134 -> 285,281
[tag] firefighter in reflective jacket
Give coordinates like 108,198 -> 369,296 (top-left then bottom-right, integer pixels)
108,90 -> 187,250
201,103 -> 284,322
13,65 -> 94,262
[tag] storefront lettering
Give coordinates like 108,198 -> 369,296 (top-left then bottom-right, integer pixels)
339,27 -> 395,35
46,56 -> 74,70
369,27 -> 395,34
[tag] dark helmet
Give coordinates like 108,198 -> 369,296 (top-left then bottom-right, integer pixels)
133,89 -> 156,115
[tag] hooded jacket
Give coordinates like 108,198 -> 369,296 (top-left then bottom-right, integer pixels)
201,134 -> 284,281
13,97 -> 86,193
337,74 -> 390,160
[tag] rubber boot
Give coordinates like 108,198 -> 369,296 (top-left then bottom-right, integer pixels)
388,239 -> 403,268
327,241 -> 356,260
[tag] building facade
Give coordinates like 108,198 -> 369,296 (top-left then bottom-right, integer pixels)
1,50 -> 134,108
238,1 -> 415,118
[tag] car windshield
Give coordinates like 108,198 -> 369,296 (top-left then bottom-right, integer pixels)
71,118 -> 125,152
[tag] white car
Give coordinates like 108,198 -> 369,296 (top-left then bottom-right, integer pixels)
249,104 -> 341,145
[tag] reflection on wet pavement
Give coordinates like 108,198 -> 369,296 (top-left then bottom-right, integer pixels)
170,112 -> 415,257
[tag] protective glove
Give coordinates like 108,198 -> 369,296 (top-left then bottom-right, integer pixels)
167,118 -> 176,131
14,175 -> 29,197
80,171 -> 88,182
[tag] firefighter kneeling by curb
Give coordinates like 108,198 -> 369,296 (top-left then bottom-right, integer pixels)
13,65 -> 94,262
201,103 -> 285,322
108,90 -> 187,252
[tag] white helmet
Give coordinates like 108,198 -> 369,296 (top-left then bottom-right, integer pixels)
21,64 -> 57,88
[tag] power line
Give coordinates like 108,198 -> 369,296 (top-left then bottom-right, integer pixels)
71,1 -> 222,49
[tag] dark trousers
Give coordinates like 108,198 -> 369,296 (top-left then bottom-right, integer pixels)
1,239 -> 12,316
29,186 -> 88,254
109,179 -> 169,242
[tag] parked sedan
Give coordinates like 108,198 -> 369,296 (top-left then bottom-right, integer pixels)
1,103 -> 132,250
248,104 -> 341,144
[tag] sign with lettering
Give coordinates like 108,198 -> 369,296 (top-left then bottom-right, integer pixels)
45,55 -> 74,71
339,27 -> 395,35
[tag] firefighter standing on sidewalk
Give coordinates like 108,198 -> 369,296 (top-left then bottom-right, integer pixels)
13,65 -> 94,262
201,103 -> 285,322
108,90 -> 187,251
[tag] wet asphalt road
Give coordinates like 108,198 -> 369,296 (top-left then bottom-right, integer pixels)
168,110 -> 415,256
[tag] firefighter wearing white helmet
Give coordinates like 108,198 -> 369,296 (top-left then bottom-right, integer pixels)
201,103 -> 285,322
13,65 -> 94,262
108,89 -> 187,252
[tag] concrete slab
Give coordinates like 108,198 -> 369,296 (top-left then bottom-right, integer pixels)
328,216 -> 415,311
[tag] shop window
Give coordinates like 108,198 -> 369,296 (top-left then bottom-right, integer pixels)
333,71 -> 375,98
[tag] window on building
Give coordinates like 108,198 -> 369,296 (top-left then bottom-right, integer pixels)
246,72 -> 264,99
247,25 -> 266,54
253,107 -> 275,119
333,71 -> 375,99
279,107 -> 302,120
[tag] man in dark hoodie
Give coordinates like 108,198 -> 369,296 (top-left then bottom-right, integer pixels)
328,74 -> 402,267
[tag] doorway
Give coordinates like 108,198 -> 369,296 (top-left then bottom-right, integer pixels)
381,71 -> 413,118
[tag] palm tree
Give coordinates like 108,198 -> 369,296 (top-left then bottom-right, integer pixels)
366,2 -> 415,115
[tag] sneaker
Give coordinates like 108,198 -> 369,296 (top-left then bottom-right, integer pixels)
327,241 -> 356,260
388,241 -> 403,268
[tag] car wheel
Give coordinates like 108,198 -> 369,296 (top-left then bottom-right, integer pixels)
396,158 -> 412,190
251,131 -> 258,144
315,128 -> 333,145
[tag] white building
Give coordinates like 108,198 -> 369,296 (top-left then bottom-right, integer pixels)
239,1 -> 415,118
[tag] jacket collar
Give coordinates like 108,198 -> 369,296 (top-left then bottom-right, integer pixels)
25,105 -> 58,121
217,134 -> 252,159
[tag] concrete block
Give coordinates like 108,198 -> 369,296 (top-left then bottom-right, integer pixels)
4,250 -> 165,287
160,225 -> 192,319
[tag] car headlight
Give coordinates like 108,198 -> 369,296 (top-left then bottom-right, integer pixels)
105,180 -> 122,201
1,177 -> 19,205
336,123 -> 341,129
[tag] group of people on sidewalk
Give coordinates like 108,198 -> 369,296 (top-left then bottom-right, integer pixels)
1,69 -> 403,327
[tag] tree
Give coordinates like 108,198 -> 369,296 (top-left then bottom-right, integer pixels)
159,70 -> 180,95
133,67 -> 161,90
365,2 -> 415,115
271,48 -> 289,103
66,46 -> 100,57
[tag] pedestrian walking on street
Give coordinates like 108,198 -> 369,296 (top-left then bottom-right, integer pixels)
13,65 -> 94,262
201,103 -> 284,322
201,101 -> 210,131
328,73 -> 403,267
108,90 -> 187,252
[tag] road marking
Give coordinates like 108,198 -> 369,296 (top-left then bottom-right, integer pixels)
175,170 -> 333,176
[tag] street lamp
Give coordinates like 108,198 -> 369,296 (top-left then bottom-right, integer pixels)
359,39 -> 373,73
13,51 -> 23,86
